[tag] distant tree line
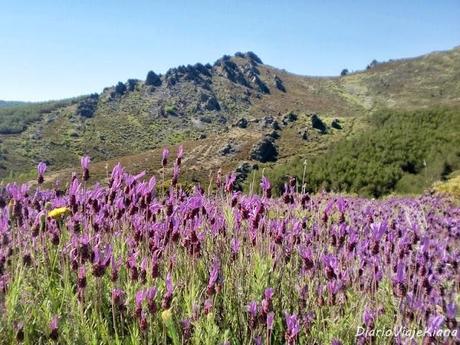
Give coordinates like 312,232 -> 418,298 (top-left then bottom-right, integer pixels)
0,98 -> 84,134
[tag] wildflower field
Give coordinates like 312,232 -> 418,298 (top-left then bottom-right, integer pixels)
0,148 -> 459,345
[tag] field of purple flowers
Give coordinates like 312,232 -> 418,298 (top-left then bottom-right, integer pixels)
0,148 -> 459,345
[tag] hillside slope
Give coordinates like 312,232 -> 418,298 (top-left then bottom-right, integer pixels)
1,47 -> 459,195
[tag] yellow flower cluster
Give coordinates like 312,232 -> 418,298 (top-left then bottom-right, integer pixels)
48,207 -> 70,219
161,309 -> 172,323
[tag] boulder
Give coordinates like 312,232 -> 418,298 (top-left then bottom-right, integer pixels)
205,97 -> 220,111
298,128 -> 308,140
331,119 -> 342,129
218,142 -> 239,156
274,75 -> 286,92
76,94 -> 99,118
267,130 -> 281,139
198,93 -> 220,111
217,115 -> 227,124
260,116 -> 281,130
311,114 -> 327,133
235,118 -> 249,128
282,111 -> 298,125
250,137 -> 278,162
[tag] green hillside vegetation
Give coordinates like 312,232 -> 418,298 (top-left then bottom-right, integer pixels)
0,100 -> 27,109
257,107 -> 460,197
1,48 -> 459,198
0,98 -> 83,134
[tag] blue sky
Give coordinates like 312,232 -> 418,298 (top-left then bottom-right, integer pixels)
1,0 -> 459,101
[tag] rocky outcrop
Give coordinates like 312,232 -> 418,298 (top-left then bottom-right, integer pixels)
214,55 -> 269,93
282,111 -> 298,125
250,137 -> 278,162
76,94 -> 99,118
245,52 -> 263,64
331,119 -> 342,129
214,59 -> 249,87
311,113 -> 327,133
274,75 -> 286,92
218,142 -> 239,156
252,76 -> 270,94
127,79 -> 139,92
165,64 -> 212,87
235,118 -> 248,128
111,82 -> 127,98
259,116 -> 281,130
198,93 -> 220,111
267,130 -> 281,139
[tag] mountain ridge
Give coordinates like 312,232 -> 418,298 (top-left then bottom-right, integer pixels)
1,47 -> 459,196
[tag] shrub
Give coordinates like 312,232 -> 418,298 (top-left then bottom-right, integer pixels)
114,82 -> 127,95
262,108 -> 460,197
145,71 -> 162,86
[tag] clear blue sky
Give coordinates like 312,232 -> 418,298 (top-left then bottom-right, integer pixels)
1,0 -> 459,101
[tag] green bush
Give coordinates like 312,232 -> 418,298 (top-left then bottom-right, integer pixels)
262,108 -> 460,197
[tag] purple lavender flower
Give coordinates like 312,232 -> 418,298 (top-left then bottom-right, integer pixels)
267,311 -> 275,330
203,298 -> 213,314
91,246 -> 112,277
49,316 -> 59,340
247,301 -> 258,329
207,260 -> 220,296
162,147 -> 169,167
77,265 -> 86,289
284,313 -> 300,344
260,176 -> 272,198
392,262 -> 407,297
15,321 -> 24,342
111,256 -> 121,282
37,162 -> 47,184
146,287 -> 157,314
225,173 -> 236,193
112,288 -> 126,312
172,163 -> 180,186
261,288 -> 274,315
426,314 -> 444,334
176,145 -> 184,166
162,273 -> 174,309
362,307 -> 375,329
138,310 -> 148,332
135,289 -> 145,317
230,238 -> 240,260
80,156 -> 91,181
180,318 -> 193,341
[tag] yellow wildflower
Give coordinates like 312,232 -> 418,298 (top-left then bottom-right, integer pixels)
161,308 -> 172,323
48,207 -> 70,219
